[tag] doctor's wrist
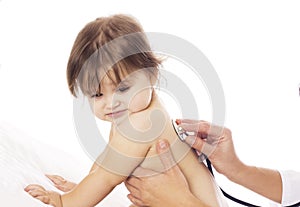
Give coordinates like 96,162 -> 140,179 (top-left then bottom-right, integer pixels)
224,159 -> 248,183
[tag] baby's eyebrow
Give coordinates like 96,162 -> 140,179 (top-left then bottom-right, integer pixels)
120,75 -> 137,84
118,79 -> 132,86
117,70 -> 143,86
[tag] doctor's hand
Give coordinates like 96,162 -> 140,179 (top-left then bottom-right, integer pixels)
177,119 -> 244,180
178,119 -> 283,204
125,139 -> 209,207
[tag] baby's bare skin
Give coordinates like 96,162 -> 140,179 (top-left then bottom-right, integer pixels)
25,94 -> 225,207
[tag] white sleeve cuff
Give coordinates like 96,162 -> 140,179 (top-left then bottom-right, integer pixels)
279,170 -> 300,206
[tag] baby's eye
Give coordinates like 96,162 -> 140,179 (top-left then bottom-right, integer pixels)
91,93 -> 103,98
117,86 -> 130,93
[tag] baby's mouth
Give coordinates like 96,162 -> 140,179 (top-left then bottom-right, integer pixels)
106,109 -> 128,119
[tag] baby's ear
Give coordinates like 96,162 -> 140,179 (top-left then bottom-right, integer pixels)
150,72 -> 159,86
146,66 -> 158,83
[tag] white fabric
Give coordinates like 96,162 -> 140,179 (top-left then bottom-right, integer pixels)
279,170 -> 300,206
0,122 -> 230,207
0,122 -> 131,207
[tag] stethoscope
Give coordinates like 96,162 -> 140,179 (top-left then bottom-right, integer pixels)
171,120 -> 300,207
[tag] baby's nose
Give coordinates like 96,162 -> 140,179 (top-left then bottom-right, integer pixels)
106,94 -> 121,109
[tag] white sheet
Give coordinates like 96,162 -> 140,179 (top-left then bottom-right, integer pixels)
0,122 -> 131,207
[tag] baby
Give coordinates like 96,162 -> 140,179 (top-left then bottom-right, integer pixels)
25,14 -> 227,207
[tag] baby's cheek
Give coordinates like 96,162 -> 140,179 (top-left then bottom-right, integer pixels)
129,90 -> 152,112
95,113 -> 106,121
89,101 -> 107,121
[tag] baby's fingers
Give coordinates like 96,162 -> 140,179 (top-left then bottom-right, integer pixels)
54,184 -> 70,192
36,196 -> 51,204
46,174 -> 66,185
25,184 -> 46,192
27,188 -> 47,197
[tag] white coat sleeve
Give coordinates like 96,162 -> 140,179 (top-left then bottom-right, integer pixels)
279,170 -> 300,206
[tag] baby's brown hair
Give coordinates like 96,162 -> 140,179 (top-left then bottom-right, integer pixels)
67,14 -> 162,97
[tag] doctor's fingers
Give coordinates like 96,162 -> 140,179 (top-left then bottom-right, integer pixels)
126,174 -> 144,189
125,180 -> 142,199
126,178 -> 151,207
127,194 -> 148,207
185,135 -> 217,156
179,121 -> 226,140
176,118 -> 201,124
185,135 -> 205,151
156,139 -> 178,171
178,121 -> 210,135
125,176 -> 151,206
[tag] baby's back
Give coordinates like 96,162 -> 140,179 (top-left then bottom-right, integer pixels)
136,119 -> 226,206
124,95 -> 227,206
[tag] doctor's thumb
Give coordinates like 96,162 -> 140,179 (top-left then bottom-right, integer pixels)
156,139 -> 176,170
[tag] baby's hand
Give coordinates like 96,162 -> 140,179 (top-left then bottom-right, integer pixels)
24,184 -> 62,207
46,174 -> 77,192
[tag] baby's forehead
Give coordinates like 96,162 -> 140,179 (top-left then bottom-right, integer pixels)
100,69 -> 141,86
100,76 -> 116,86
80,66 -> 147,95
105,69 -> 142,82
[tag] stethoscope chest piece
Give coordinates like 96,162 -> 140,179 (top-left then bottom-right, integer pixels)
171,119 -> 188,142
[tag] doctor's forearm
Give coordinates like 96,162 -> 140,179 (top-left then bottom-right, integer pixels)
172,193 -> 211,207
228,163 -> 282,203
188,196 -> 211,207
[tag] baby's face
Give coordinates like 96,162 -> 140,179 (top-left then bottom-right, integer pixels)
88,70 -> 154,122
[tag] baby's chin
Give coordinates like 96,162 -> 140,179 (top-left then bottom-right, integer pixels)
128,101 -> 153,113
97,104 -> 152,124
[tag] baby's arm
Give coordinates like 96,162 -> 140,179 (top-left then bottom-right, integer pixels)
89,128 -> 116,174
27,134 -> 151,207
26,104 -> 158,206
61,165 -> 125,206
27,167 -> 124,207
44,155 -> 105,193
44,162 -> 99,193
58,130 -> 151,207
25,128 -> 151,207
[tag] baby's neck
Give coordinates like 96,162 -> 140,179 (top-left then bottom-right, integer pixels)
111,91 -> 171,140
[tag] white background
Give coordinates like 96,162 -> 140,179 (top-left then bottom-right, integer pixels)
1,0 -> 300,206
